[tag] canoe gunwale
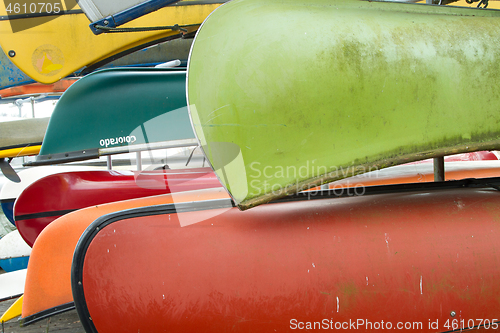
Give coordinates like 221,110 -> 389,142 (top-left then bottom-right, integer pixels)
274,176 -> 500,204
238,141 -> 500,210
87,0 -> 183,35
24,148 -> 100,166
83,0 -> 229,31
0,293 -> 22,303
0,142 -> 42,151
19,302 -> 75,327
26,138 -> 199,166
100,138 -> 198,155
71,198 -> 234,333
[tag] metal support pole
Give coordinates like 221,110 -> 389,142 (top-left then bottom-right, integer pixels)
136,152 -> 142,171
433,157 -> 445,182
107,155 -> 112,170
31,97 -> 35,118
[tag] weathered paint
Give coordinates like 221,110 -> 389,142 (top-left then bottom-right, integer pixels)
75,186 -> 500,332
187,0 -> 500,209
0,47 -> 33,90
21,188 -> 229,323
0,1 -> 224,84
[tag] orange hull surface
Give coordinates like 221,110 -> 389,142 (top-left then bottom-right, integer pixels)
20,188 -> 229,325
73,186 -> 500,332
0,78 -> 78,98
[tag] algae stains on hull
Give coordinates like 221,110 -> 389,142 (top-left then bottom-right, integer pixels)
187,0 -> 500,209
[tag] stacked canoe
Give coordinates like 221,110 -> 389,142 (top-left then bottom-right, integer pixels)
4,0 -> 500,332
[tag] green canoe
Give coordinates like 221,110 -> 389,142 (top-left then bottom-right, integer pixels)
29,68 -> 196,166
187,0 -> 500,210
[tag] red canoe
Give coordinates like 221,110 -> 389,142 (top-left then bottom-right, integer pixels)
14,168 -> 220,247
72,179 -> 500,333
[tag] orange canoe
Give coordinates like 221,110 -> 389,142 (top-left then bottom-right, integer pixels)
20,188 -> 228,325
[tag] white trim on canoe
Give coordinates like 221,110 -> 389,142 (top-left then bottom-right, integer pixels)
99,138 -> 198,156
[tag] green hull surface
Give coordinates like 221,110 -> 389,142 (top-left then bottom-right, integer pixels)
187,0 -> 500,210
31,68 -> 196,165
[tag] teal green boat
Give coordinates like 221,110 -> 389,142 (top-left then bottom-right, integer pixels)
29,68 -> 196,166
187,0 -> 500,210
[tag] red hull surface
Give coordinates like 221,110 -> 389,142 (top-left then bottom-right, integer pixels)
14,168 -> 220,247
73,184 -> 500,332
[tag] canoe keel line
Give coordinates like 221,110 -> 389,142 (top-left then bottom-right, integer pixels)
187,0 -> 500,209
72,181 -> 500,332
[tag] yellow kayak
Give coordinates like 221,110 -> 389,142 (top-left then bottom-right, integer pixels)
0,1 -> 225,84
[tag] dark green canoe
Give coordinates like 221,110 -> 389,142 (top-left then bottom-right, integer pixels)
187,0 -> 500,210
29,68 -> 196,166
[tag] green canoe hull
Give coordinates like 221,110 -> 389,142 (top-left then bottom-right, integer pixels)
187,0 -> 500,210
32,68 -> 195,165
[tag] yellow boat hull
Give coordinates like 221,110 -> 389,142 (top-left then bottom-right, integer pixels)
0,296 -> 23,324
0,1 -> 224,84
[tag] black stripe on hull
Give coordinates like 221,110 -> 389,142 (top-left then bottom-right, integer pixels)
19,302 -> 75,327
15,209 -> 76,221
